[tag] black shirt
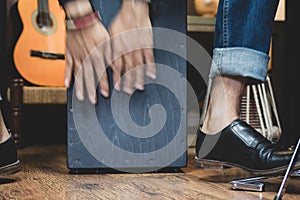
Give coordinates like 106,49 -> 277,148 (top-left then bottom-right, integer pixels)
58,0 -> 74,6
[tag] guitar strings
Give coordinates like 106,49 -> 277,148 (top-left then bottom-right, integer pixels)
38,0 -> 51,28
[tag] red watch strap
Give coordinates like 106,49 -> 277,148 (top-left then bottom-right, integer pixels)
66,11 -> 101,30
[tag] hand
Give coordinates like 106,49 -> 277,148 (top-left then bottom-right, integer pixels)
64,0 -> 111,104
108,0 -> 156,94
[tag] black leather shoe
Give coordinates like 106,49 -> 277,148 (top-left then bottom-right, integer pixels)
0,132 -> 20,176
195,119 -> 300,175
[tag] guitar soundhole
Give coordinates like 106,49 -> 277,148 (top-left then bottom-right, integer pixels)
32,10 -> 57,35
36,12 -> 53,30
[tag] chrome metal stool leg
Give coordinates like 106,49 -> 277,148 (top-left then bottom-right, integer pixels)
274,138 -> 300,200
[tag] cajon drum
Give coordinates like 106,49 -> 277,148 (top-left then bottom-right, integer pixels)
67,0 -> 187,173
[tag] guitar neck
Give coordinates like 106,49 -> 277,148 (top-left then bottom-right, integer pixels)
37,0 -> 53,28
38,0 -> 50,14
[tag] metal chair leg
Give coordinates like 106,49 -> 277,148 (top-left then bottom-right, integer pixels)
274,138 -> 300,200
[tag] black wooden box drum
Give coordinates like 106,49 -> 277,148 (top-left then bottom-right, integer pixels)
67,0 -> 187,173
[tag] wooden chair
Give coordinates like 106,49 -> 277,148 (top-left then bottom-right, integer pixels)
8,79 -> 66,148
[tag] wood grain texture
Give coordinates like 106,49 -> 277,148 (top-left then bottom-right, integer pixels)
9,79 -> 24,148
1,145 -> 300,200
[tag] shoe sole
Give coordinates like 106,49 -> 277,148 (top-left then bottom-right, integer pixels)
0,160 -> 21,176
195,156 -> 300,176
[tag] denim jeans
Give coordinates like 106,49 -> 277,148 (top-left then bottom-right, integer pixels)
209,0 -> 280,82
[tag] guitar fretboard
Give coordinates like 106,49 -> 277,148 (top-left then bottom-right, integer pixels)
37,0 -> 52,28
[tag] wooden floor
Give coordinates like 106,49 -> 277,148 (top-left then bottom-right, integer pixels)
1,145 -> 300,200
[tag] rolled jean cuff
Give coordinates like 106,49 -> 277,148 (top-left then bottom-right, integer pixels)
209,47 -> 270,82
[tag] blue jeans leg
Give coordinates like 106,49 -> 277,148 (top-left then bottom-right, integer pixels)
209,0 -> 280,81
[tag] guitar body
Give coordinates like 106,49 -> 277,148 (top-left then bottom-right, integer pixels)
14,0 -> 66,87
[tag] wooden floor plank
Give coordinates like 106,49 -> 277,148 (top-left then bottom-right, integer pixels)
1,145 -> 299,200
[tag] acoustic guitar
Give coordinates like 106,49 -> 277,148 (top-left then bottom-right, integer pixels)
13,0 -> 66,87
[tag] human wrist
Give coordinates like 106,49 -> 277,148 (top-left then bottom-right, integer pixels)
64,0 -> 94,19
122,0 -> 149,9
122,0 -> 150,16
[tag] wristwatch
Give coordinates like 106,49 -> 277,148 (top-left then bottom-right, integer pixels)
65,11 -> 101,30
